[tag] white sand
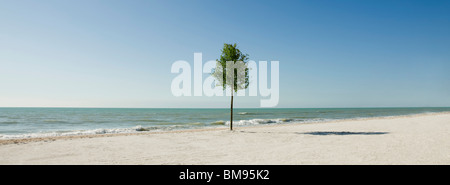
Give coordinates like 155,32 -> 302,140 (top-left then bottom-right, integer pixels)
1,112 -> 449,164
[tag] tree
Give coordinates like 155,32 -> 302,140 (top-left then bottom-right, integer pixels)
212,43 -> 249,130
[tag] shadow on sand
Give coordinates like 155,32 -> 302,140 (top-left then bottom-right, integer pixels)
238,130 -> 389,136
302,131 -> 388,136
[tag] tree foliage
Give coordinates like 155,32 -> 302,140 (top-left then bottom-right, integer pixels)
213,43 -> 250,92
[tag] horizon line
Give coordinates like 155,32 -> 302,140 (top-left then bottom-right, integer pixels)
0,106 -> 449,109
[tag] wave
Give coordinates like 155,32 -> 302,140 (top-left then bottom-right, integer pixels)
210,120 -> 226,125
0,121 -> 19,124
0,125 -> 156,139
43,120 -> 68,123
223,117 -> 335,126
224,118 -> 295,126
0,118 -> 334,140
129,119 -> 161,123
236,112 -> 271,115
187,122 -> 205,126
155,122 -> 179,125
0,122 -> 219,139
292,116 -> 317,119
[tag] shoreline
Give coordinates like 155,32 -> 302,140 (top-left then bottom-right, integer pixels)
0,111 -> 450,146
0,112 -> 450,165
1,111 -> 449,146
1,112 -> 450,164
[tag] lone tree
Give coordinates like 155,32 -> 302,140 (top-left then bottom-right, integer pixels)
212,43 -> 250,130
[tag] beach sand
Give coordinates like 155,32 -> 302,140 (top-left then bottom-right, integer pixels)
0,112 -> 449,164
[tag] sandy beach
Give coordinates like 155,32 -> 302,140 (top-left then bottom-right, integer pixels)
0,112 -> 449,165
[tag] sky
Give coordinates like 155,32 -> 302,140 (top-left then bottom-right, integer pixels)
0,0 -> 449,108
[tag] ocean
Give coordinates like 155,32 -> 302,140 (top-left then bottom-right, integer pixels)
1,107 -> 449,139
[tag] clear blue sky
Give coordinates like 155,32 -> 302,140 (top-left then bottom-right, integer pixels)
1,0 -> 449,108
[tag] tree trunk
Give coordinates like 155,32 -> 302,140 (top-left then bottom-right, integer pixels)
230,87 -> 233,131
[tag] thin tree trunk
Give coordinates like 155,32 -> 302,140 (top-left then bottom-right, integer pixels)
230,87 -> 233,131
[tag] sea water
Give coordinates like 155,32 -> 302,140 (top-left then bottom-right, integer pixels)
1,107 -> 449,139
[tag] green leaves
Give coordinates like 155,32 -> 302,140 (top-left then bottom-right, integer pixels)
213,43 -> 250,92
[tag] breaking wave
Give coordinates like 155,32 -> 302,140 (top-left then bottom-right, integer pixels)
224,118 -> 329,126
0,125 -> 157,139
0,117 -> 336,139
0,117 -> 337,140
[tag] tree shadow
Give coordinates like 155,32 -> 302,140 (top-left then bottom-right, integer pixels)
302,131 -> 388,136
237,130 -> 389,136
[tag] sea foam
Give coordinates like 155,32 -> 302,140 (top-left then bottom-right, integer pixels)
0,125 -> 150,139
